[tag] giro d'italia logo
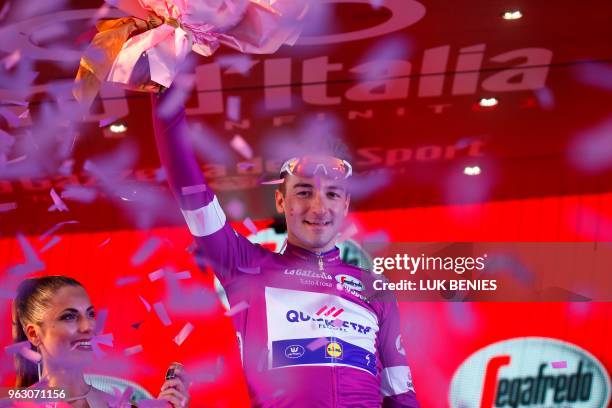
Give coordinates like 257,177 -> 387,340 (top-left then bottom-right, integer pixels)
448,337 -> 611,408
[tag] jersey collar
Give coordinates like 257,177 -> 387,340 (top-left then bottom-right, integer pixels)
284,242 -> 342,266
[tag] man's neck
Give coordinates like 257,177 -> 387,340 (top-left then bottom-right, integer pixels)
286,237 -> 335,255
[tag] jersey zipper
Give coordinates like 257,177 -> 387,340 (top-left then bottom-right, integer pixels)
318,255 -> 324,271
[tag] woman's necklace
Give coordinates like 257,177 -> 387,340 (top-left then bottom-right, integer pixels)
63,383 -> 93,403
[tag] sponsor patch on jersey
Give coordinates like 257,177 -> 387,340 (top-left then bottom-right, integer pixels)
335,274 -> 365,292
326,342 -> 343,358
265,287 -> 379,375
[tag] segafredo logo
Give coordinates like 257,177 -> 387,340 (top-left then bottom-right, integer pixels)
449,337 -> 611,408
335,274 -> 365,291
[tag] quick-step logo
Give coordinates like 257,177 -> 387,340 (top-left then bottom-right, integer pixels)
448,337 -> 611,408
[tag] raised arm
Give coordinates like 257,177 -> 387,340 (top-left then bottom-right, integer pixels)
151,92 -> 268,285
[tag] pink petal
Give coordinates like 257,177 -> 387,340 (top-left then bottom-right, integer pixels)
224,301 -> 250,317
0,202 -> 17,212
92,333 -> 114,347
99,116 -> 118,127
173,322 -> 194,346
138,294 -> 151,312
216,54 -> 256,75
551,361 -> 568,369
0,2 -> 10,21
116,275 -> 141,286
306,338 -> 328,351
230,134 -> 253,159
4,341 -> 31,355
153,302 -> 172,326
172,270 -> 192,280
260,178 -> 285,185
2,50 -> 21,70
148,269 -> 165,282
336,223 -> 358,243
226,199 -> 245,219
124,345 -> 143,356
39,220 -> 78,241
131,237 -> 162,266
61,185 -> 97,203
136,399 -> 170,408
95,308 -> 109,334
181,184 -> 207,195
242,217 -> 258,235
49,187 -> 69,212
40,235 -> 61,253
18,347 -> 42,363
226,96 -> 241,121
99,237 -> 111,248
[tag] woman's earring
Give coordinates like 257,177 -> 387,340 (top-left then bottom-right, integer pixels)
36,347 -> 42,381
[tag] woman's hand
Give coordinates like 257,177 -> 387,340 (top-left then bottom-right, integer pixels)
157,366 -> 190,408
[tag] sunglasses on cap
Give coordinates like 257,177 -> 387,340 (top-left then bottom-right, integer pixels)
280,156 -> 353,180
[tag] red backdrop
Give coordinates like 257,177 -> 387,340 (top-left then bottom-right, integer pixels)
2,192 -> 611,407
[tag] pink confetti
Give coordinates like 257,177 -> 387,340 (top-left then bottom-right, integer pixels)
0,288 -> 16,299
0,107 -> 20,127
181,184 -> 207,195
98,116 -> 118,128
242,217 -> 258,235
148,269 -> 165,282
154,167 -> 166,182
49,188 -> 69,212
116,275 -> 141,286
217,54 -> 256,75
0,2 -> 10,21
61,185 -> 97,203
260,178 -> 285,185
39,220 -> 78,241
40,236 -> 61,253
172,270 -> 192,280
131,237 -> 162,266
136,399 -> 170,408
230,134 -> 253,159
5,341 -> 30,355
306,338 -> 328,351
138,294 -> 151,312
99,237 -> 111,248
226,199 -> 246,219
2,50 -> 21,70
337,223 -> 358,243
237,266 -> 261,275
0,202 -> 17,212
226,96 -> 241,121
124,345 -> 143,356
90,3 -> 111,22
8,234 -> 45,276
95,309 -> 108,334
173,322 -> 195,346
551,361 -> 568,369
19,347 -> 42,363
18,109 -> 29,119
332,319 -> 344,328
92,333 -> 114,347
153,302 -> 172,326
224,301 -> 250,317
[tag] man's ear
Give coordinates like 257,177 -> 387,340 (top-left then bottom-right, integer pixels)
275,189 -> 285,214
344,194 -> 350,216
24,324 -> 41,347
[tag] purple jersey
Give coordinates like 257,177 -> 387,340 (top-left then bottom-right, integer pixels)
152,94 -> 420,407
